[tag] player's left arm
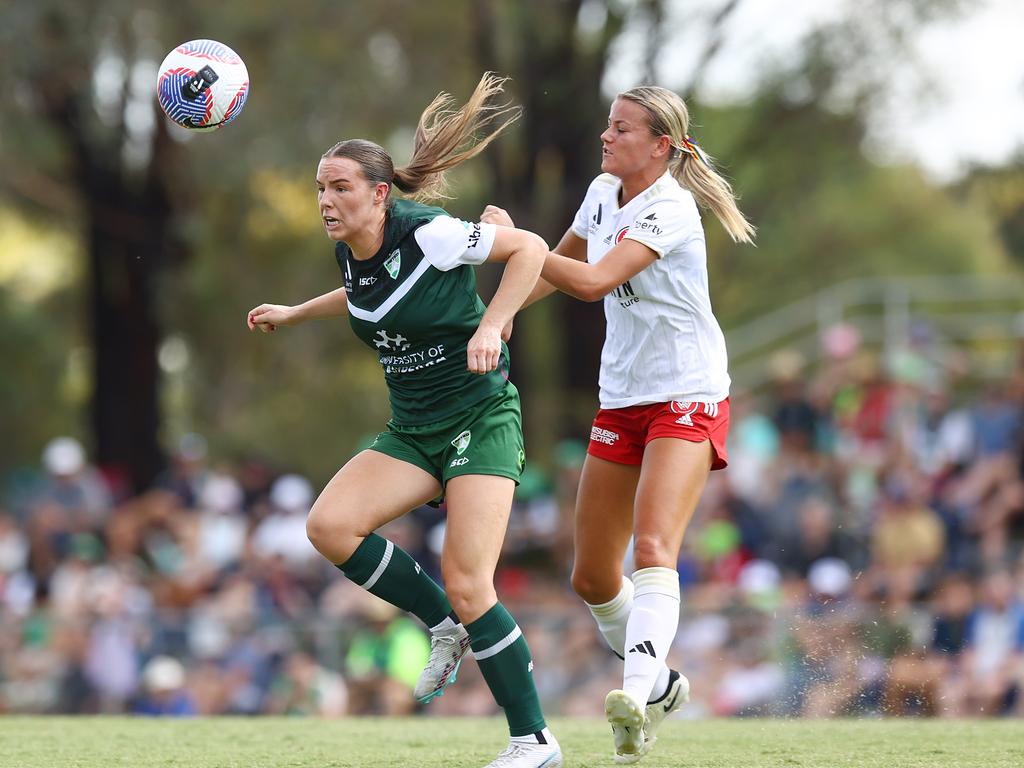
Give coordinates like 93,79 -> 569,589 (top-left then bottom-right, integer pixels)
543,200 -> 689,302
542,239 -> 657,303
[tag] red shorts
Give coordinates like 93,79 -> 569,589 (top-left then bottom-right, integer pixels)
587,399 -> 730,469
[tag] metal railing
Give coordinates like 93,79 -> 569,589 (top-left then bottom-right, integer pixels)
724,274 -> 1024,395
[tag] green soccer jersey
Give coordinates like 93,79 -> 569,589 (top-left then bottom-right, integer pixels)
337,199 -> 508,426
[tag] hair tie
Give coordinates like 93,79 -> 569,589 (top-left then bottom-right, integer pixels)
677,135 -> 710,166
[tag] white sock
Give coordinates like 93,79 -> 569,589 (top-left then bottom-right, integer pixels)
649,664 -> 672,703
429,615 -> 460,634
510,727 -> 557,746
623,567 -> 680,706
586,575 -> 634,656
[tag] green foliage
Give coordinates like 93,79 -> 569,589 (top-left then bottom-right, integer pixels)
694,78 -> 1014,328
1,0 -> 1021,483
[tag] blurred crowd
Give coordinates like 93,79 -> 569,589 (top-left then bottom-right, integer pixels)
1,323 -> 1023,719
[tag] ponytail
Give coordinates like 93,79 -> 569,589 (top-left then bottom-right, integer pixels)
325,72 -> 521,203
619,86 -> 755,244
393,72 -> 521,202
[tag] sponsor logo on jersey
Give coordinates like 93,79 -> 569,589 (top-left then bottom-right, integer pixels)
517,449 -> 526,471
633,212 -> 663,236
451,430 -> 472,455
590,426 -> 619,445
611,280 -> 639,308
384,249 -> 401,279
449,457 -> 470,467
373,329 -> 411,351
467,222 -> 483,249
359,276 -> 377,286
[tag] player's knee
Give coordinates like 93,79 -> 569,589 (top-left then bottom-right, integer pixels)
305,504 -> 356,556
631,534 -> 675,570
304,508 -> 333,553
571,567 -> 619,604
443,569 -> 495,619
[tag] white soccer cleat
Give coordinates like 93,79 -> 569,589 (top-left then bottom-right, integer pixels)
642,669 -> 689,754
605,689 -> 646,764
414,624 -> 471,704
483,737 -> 562,768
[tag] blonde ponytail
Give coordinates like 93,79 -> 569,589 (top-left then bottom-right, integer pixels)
619,86 -> 755,244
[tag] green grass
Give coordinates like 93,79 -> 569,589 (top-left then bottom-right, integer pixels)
0,717 -> 1021,768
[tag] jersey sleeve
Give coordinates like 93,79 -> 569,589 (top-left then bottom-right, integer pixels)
623,198 -> 701,258
571,174 -> 617,239
571,196 -> 591,239
415,216 -> 497,271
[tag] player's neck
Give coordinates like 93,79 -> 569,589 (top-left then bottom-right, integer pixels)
348,212 -> 387,260
618,165 -> 666,207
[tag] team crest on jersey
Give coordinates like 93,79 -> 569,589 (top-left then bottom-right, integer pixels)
384,249 -> 401,279
615,226 -> 629,244
451,430 -> 472,455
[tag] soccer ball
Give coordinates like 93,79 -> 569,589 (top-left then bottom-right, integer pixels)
156,39 -> 249,132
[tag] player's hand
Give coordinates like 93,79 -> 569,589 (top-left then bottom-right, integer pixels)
466,322 -> 502,374
500,316 -> 514,342
246,303 -> 295,333
481,205 -> 515,228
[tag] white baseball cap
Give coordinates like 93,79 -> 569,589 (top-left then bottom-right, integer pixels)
42,437 -> 85,476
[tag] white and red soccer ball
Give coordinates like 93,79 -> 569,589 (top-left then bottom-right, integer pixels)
156,39 -> 249,132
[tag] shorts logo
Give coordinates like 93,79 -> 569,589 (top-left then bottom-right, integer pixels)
384,249 -> 401,279
451,430 -> 472,455
670,400 -> 699,426
449,457 -> 469,467
590,426 -> 619,445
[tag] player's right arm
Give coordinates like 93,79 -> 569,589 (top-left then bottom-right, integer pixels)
479,206 -> 587,343
246,286 -> 348,333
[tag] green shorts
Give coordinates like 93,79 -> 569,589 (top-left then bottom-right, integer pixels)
368,382 -> 526,489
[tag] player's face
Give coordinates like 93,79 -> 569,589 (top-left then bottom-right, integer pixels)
315,157 -> 384,241
600,98 -> 662,178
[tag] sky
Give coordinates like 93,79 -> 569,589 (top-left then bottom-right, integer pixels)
605,0 -> 1024,181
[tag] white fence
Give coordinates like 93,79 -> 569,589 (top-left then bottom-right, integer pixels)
724,275 -> 1024,395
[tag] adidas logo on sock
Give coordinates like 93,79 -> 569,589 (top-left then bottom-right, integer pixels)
627,640 -> 657,657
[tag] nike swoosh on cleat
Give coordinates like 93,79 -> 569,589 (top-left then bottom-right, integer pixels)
662,688 -> 680,713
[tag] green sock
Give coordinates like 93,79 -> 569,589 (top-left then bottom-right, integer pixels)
466,602 -> 546,737
336,533 -> 451,628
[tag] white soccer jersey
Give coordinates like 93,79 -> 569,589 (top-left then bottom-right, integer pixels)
570,171 -> 730,408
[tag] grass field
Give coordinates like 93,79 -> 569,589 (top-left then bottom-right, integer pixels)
0,717 -> 1021,768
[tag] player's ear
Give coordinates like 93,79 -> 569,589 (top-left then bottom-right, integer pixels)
374,182 -> 390,205
653,134 -> 673,159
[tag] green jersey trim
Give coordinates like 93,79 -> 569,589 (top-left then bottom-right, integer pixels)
347,256 -> 434,323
